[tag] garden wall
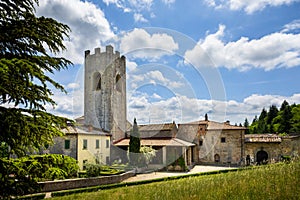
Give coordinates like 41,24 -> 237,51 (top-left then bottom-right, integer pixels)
39,171 -> 135,192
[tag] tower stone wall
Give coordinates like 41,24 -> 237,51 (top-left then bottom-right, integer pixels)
84,45 -> 126,141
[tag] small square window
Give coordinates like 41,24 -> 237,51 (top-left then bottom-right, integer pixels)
83,139 -> 88,150
64,140 -> 70,149
221,137 -> 226,143
96,139 -> 100,149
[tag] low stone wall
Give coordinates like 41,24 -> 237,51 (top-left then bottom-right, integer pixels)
39,171 -> 135,192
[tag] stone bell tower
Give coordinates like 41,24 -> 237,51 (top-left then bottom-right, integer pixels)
84,45 -> 126,141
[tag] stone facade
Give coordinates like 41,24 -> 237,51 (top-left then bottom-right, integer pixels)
178,120 -> 245,165
114,123 -> 195,169
245,134 -> 300,164
84,45 -> 127,141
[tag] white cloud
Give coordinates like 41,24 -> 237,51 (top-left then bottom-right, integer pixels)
36,0 -> 114,64
133,13 -> 148,22
161,0 -> 176,5
66,83 -> 80,90
120,28 -> 179,60
126,60 -> 138,71
205,0 -> 300,14
46,87 -> 84,119
129,0 -> 153,11
127,92 -> 300,125
281,19 -> 300,33
128,69 -> 185,95
152,93 -> 162,99
184,24 -> 300,71
103,0 -> 176,23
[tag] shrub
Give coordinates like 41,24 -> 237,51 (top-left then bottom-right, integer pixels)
85,164 -> 101,177
0,154 -> 79,198
44,167 -> 68,180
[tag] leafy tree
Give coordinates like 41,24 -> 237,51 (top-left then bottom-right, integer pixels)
139,146 -> 156,167
0,0 -> 72,156
291,104 -> 300,133
0,141 -> 9,158
128,118 -> 141,166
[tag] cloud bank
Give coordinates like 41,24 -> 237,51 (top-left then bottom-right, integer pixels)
205,0 -> 300,14
184,24 -> 300,71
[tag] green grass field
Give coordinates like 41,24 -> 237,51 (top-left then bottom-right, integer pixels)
52,161 -> 300,200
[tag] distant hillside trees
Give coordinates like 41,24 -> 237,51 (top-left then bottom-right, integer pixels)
249,100 -> 300,134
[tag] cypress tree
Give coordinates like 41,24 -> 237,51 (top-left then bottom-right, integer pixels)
129,118 -> 141,166
243,118 -> 250,134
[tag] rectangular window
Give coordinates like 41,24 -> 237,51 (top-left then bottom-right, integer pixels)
199,140 -> 203,146
106,139 -> 110,148
64,140 -> 70,149
106,156 -> 110,164
221,137 -> 226,143
96,139 -> 100,149
83,139 -> 88,150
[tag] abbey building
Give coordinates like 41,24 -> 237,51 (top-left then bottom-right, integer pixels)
42,46 -> 300,170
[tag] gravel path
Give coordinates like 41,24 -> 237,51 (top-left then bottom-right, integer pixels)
123,165 -> 237,183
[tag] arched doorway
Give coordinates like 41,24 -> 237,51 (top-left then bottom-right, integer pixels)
256,150 -> 268,165
214,154 -> 220,163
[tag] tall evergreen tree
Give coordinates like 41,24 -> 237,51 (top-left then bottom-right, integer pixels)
252,115 -> 258,124
267,105 -> 278,133
129,118 -> 141,166
280,100 -> 289,111
257,108 -> 267,133
0,0 -> 72,156
278,102 -> 292,134
267,105 -> 278,124
243,118 -> 250,134
205,113 -> 208,121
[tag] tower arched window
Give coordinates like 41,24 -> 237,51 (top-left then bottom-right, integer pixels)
93,72 -> 101,91
116,74 -> 121,92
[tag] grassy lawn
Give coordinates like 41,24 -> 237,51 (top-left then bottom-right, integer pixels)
52,161 -> 300,200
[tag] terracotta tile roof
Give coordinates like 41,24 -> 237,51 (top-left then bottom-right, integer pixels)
61,125 -> 111,136
181,120 -> 246,130
138,123 -> 176,131
114,138 -> 195,147
127,123 -> 177,138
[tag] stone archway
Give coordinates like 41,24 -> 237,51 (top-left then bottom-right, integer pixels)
214,154 -> 220,163
256,150 -> 268,165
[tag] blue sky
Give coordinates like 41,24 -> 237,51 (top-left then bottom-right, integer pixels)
35,0 -> 300,125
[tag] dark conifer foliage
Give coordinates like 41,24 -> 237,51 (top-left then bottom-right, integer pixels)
249,101 -> 300,134
0,0 -> 73,156
129,118 -> 141,166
